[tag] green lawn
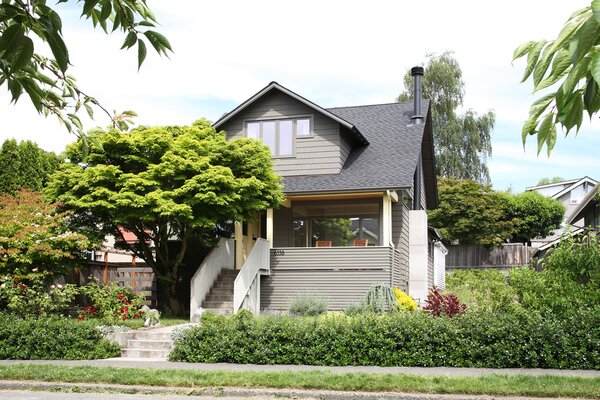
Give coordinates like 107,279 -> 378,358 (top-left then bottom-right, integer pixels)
0,364 -> 598,398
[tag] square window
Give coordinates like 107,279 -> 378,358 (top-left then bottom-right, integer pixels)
297,118 -> 310,136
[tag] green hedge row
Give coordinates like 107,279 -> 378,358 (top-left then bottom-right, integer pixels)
0,314 -> 121,360
170,310 -> 600,369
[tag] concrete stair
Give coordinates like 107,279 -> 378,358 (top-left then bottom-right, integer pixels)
201,269 -> 238,315
111,328 -> 175,360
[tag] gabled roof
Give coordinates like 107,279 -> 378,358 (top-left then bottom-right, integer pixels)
213,82 -> 436,208
550,177 -> 597,200
282,101 -> 436,207
213,81 -> 369,145
568,185 -> 599,224
526,176 -> 597,199
525,178 -> 581,191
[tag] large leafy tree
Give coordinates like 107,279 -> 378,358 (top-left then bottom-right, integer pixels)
428,178 -> 513,246
397,52 -> 495,184
514,1 -> 600,154
0,0 -> 171,135
46,120 -> 284,315
0,189 -> 91,276
0,139 -> 61,193
430,178 -> 566,246
499,191 -> 565,243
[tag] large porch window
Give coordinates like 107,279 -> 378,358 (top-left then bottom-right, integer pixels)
292,201 -> 380,247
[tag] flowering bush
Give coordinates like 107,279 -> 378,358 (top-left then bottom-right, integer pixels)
393,288 -> 418,311
0,271 -> 78,316
79,280 -> 146,323
0,190 -> 92,277
423,287 -> 466,317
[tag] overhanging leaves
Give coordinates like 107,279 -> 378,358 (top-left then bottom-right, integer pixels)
0,0 -> 172,138
516,3 -> 600,155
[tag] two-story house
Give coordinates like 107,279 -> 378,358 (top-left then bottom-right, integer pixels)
525,176 -> 597,248
190,68 -> 442,317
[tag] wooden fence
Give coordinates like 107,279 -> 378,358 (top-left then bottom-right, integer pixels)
446,243 -> 530,270
72,261 -> 157,306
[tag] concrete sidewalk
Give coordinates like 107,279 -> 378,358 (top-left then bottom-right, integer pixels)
1,359 -> 599,378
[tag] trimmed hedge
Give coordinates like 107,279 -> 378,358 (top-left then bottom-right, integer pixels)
170,310 -> 600,369
0,314 -> 121,360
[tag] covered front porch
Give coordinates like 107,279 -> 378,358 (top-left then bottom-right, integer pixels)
259,190 -> 412,310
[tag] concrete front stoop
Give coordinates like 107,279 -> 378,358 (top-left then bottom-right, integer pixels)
201,269 -> 239,315
104,324 -> 195,360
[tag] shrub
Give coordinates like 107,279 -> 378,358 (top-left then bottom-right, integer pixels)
446,270 -> 518,313
0,271 -> 78,316
0,314 -> 121,360
542,234 -> 600,284
288,291 -> 328,316
423,287 -> 466,317
170,309 -> 600,369
364,283 -> 397,312
393,288 -> 417,311
79,280 -> 146,323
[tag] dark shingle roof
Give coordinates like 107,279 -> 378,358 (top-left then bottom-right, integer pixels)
282,101 -> 430,194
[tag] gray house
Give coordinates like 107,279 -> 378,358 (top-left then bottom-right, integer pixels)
190,69 -> 441,317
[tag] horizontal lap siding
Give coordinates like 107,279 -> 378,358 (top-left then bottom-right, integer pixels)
261,247 -> 393,310
220,91 -> 343,176
391,201 -> 410,291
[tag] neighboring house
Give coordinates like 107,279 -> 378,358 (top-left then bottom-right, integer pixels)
190,69 -> 443,317
568,184 -> 599,231
525,176 -> 597,248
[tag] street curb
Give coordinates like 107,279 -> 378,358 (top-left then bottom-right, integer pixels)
0,379 -> 587,400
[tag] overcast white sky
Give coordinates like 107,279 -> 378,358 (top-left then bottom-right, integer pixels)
0,0 -> 598,192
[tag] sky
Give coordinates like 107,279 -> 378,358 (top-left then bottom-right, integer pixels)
0,0 -> 598,192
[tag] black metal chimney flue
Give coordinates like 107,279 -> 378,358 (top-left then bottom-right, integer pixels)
411,66 -> 424,125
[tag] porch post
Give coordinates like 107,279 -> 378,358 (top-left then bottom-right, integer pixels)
266,208 -> 274,249
234,221 -> 243,268
382,193 -> 392,246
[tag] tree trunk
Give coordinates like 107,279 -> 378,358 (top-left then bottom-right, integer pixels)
156,274 -> 184,316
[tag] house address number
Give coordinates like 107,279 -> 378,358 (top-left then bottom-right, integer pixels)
273,250 -> 285,256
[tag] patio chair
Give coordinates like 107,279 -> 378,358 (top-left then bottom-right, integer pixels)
352,239 -> 368,246
315,240 -> 332,247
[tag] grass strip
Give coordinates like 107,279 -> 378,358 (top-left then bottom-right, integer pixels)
0,364 -> 598,398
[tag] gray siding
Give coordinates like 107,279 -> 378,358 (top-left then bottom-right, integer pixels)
392,248 -> 408,291
219,90 -> 344,177
273,207 -> 292,248
261,247 -> 393,310
391,200 -> 410,291
419,156 -> 427,210
427,239 -> 434,287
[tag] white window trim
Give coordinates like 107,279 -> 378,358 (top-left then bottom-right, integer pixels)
244,115 -> 313,158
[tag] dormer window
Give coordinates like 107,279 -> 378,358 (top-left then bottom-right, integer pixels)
246,117 -> 311,157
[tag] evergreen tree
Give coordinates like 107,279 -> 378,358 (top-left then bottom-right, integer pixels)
0,139 -> 61,193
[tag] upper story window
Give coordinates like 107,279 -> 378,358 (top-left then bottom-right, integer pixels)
246,117 -> 311,157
